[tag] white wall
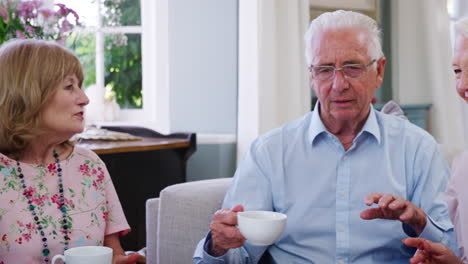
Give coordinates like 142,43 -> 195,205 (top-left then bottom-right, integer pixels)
168,0 -> 238,134
390,0 -> 431,105
153,0 -> 238,135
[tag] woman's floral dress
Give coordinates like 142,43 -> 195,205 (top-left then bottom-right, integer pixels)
0,146 -> 130,263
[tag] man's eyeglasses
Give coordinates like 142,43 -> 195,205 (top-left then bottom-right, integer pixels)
308,59 -> 377,81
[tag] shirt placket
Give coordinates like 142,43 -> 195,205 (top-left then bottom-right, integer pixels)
336,151 -> 350,264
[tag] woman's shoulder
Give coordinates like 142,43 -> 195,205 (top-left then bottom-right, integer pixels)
450,150 -> 468,187
0,152 -> 15,167
70,145 -> 102,162
452,150 -> 468,169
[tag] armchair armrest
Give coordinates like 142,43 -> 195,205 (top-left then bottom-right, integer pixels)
146,178 -> 232,264
146,198 -> 160,264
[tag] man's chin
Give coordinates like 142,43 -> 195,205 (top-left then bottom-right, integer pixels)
329,110 -> 361,122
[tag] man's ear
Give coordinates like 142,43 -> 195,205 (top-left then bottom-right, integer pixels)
376,57 -> 387,85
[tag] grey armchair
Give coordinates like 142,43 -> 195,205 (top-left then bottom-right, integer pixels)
146,178 -> 232,264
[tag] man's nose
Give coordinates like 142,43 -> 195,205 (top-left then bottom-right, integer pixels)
332,69 -> 349,91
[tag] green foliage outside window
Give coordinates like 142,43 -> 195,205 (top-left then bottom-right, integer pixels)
105,33 -> 142,108
103,0 -> 142,109
66,0 -> 142,109
66,33 -> 96,89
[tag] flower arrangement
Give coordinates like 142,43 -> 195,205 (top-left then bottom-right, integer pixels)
0,0 -> 80,44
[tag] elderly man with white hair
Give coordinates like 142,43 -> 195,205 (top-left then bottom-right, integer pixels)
402,16 -> 468,264
193,10 -> 456,264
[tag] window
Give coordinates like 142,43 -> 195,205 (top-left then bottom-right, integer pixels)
59,0 -> 156,124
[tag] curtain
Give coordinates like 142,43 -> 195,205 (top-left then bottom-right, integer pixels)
237,0 -> 310,162
392,0 -> 465,163
423,0 -> 466,161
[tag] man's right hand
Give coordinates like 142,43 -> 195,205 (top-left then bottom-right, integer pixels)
209,204 -> 246,257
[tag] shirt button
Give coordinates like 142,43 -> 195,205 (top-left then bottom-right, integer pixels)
343,155 -> 348,160
338,226 -> 345,231
339,191 -> 345,197
339,261 -> 345,264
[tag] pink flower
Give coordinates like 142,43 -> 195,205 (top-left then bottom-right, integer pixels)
61,19 -> 71,32
22,186 -> 36,198
15,30 -> 26,39
0,1 -> 79,43
92,170 -> 106,189
47,163 -> 57,173
0,6 -> 8,22
39,8 -> 53,18
51,193 -> 73,209
14,237 -> 22,244
68,8 -> 79,24
24,25 -> 35,35
18,1 -> 42,19
1,156 -> 12,167
21,233 -> 31,242
102,211 -> 109,220
55,3 -> 70,18
79,164 -> 90,175
16,220 -> 25,227
26,223 -> 35,230
32,194 -> 48,206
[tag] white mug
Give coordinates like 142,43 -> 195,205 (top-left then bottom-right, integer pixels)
51,246 -> 113,264
237,210 -> 287,246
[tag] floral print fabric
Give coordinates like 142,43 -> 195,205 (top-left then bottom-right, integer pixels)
0,146 -> 130,263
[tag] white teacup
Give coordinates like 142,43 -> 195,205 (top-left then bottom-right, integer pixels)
51,246 -> 113,264
237,210 -> 287,246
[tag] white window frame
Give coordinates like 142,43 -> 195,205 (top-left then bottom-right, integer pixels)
52,0 -> 160,129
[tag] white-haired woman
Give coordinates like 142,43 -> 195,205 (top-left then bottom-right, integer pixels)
402,17 -> 468,264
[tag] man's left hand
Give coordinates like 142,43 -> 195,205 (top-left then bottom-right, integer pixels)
360,192 -> 427,235
113,253 -> 141,264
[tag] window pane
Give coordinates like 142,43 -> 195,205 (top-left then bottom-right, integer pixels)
58,0 -> 99,27
65,33 -> 96,89
102,0 -> 141,26
105,34 -> 142,109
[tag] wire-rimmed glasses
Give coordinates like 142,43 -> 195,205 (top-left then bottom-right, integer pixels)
309,59 -> 377,81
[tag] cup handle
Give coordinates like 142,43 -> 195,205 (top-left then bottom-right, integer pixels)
51,255 -> 66,264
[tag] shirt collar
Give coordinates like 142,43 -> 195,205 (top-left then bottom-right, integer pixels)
308,102 -> 381,145
308,102 -> 328,145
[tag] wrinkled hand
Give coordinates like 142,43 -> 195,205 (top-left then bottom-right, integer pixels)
209,204 -> 246,257
403,238 -> 463,264
113,253 -> 140,264
360,193 -> 427,235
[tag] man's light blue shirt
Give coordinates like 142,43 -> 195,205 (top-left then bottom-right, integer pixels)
193,105 -> 455,264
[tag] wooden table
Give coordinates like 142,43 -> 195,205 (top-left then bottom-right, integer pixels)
78,137 -> 192,155
78,132 -> 196,251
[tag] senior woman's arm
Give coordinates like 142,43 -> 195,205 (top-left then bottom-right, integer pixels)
403,238 -> 463,264
104,233 -> 141,264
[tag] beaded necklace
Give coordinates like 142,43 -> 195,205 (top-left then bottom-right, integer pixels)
15,149 -> 70,263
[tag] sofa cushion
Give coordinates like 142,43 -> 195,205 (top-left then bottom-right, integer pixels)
157,178 -> 232,264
